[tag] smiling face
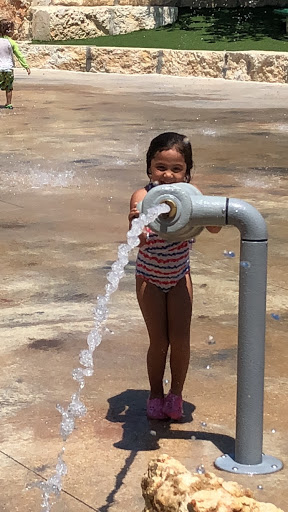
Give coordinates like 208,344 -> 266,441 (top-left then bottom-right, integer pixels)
149,148 -> 188,185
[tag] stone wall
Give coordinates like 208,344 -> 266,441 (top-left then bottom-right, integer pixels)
30,6 -> 178,40
18,43 -> 288,83
0,0 -> 31,38
2,0 -> 288,42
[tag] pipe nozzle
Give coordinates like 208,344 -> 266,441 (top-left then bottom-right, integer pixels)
160,199 -> 177,218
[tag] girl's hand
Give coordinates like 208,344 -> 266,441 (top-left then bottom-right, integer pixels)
206,226 -> 222,233
128,201 -> 149,246
128,203 -> 139,225
138,231 -> 149,247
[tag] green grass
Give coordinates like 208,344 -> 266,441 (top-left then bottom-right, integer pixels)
32,7 -> 288,52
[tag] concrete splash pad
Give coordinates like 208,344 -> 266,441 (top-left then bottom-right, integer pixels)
0,69 -> 287,511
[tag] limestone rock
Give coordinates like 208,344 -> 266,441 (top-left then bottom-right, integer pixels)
160,49 -> 223,78
224,51 -> 288,83
141,454 -> 284,512
30,5 -> 178,41
0,0 -> 32,39
32,0 -> 176,5
17,43 -> 288,84
18,43 -> 87,70
89,47 -> 159,73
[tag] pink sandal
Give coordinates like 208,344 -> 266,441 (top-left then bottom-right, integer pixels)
163,392 -> 183,420
147,397 -> 168,420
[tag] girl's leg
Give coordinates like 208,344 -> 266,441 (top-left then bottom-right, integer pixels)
6,89 -> 12,106
136,276 -> 169,399
167,273 -> 193,396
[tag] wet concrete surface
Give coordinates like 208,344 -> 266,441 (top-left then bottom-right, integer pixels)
0,69 -> 288,511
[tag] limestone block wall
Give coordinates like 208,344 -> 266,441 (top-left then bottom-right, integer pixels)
223,51 -> 288,82
3,0 -> 288,42
31,0 -> 177,5
30,0 -> 288,5
0,0 -> 31,39
30,5 -> 178,40
18,43 -> 288,83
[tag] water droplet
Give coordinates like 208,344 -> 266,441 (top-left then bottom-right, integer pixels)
271,313 -> 280,320
150,430 -> 156,436
206,365 -> 210,370
196,464 -> 205,474
224,250 -> 235,258
201,421 -> 207,427
79,349 -> 93,368
191,435 -> 197,440
232,467 -> 238,471
240,261 -> 251,269
257,484 -> 263,490
271,428 -> 276,433
271,464 -> 278,469
163,379 -> 169,385
208,335 -> 215,345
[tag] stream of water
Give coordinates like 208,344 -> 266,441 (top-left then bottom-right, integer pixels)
28,203 -> 169,511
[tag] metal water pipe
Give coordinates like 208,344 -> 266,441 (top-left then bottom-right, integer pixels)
139,183 -> 283,475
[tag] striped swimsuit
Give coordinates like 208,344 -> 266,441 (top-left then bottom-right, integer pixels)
136,230 -> 192,292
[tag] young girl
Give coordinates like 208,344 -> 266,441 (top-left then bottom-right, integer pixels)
129,132 -> 221,421
0,19 -> 30,109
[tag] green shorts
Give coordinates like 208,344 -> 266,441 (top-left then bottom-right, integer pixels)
0,70 -> 14,91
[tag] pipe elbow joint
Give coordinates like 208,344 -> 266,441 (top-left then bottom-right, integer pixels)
227,199 -> 268,241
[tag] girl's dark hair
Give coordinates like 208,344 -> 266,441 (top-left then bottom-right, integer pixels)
146,132 -> 193,182
0,19 -> 14,36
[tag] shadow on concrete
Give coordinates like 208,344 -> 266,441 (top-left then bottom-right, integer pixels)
97,450 -> 138,512
106,389 -> 234,454
97,389 -> 235,511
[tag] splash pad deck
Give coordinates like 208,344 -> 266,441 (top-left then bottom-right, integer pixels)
0,69 -> 287,511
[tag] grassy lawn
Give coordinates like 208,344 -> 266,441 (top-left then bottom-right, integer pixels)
33,7 -> 288,52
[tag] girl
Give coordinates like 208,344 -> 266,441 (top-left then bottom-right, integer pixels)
129,132 -> 221,421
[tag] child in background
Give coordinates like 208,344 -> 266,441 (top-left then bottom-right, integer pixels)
0,19 -> 30,109
129,132 -> 221,421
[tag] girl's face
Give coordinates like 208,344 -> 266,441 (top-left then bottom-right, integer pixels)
149,148 -> 187,184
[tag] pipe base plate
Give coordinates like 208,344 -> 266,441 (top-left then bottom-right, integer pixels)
214,453 -> 283,474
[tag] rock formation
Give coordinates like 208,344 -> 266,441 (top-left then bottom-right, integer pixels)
0,0 -> 177,41
0,0 -> 32,38
31,5 -> 177,40
141,454 -> 284,512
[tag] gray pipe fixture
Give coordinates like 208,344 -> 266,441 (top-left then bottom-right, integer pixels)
138,183 -> 283,475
